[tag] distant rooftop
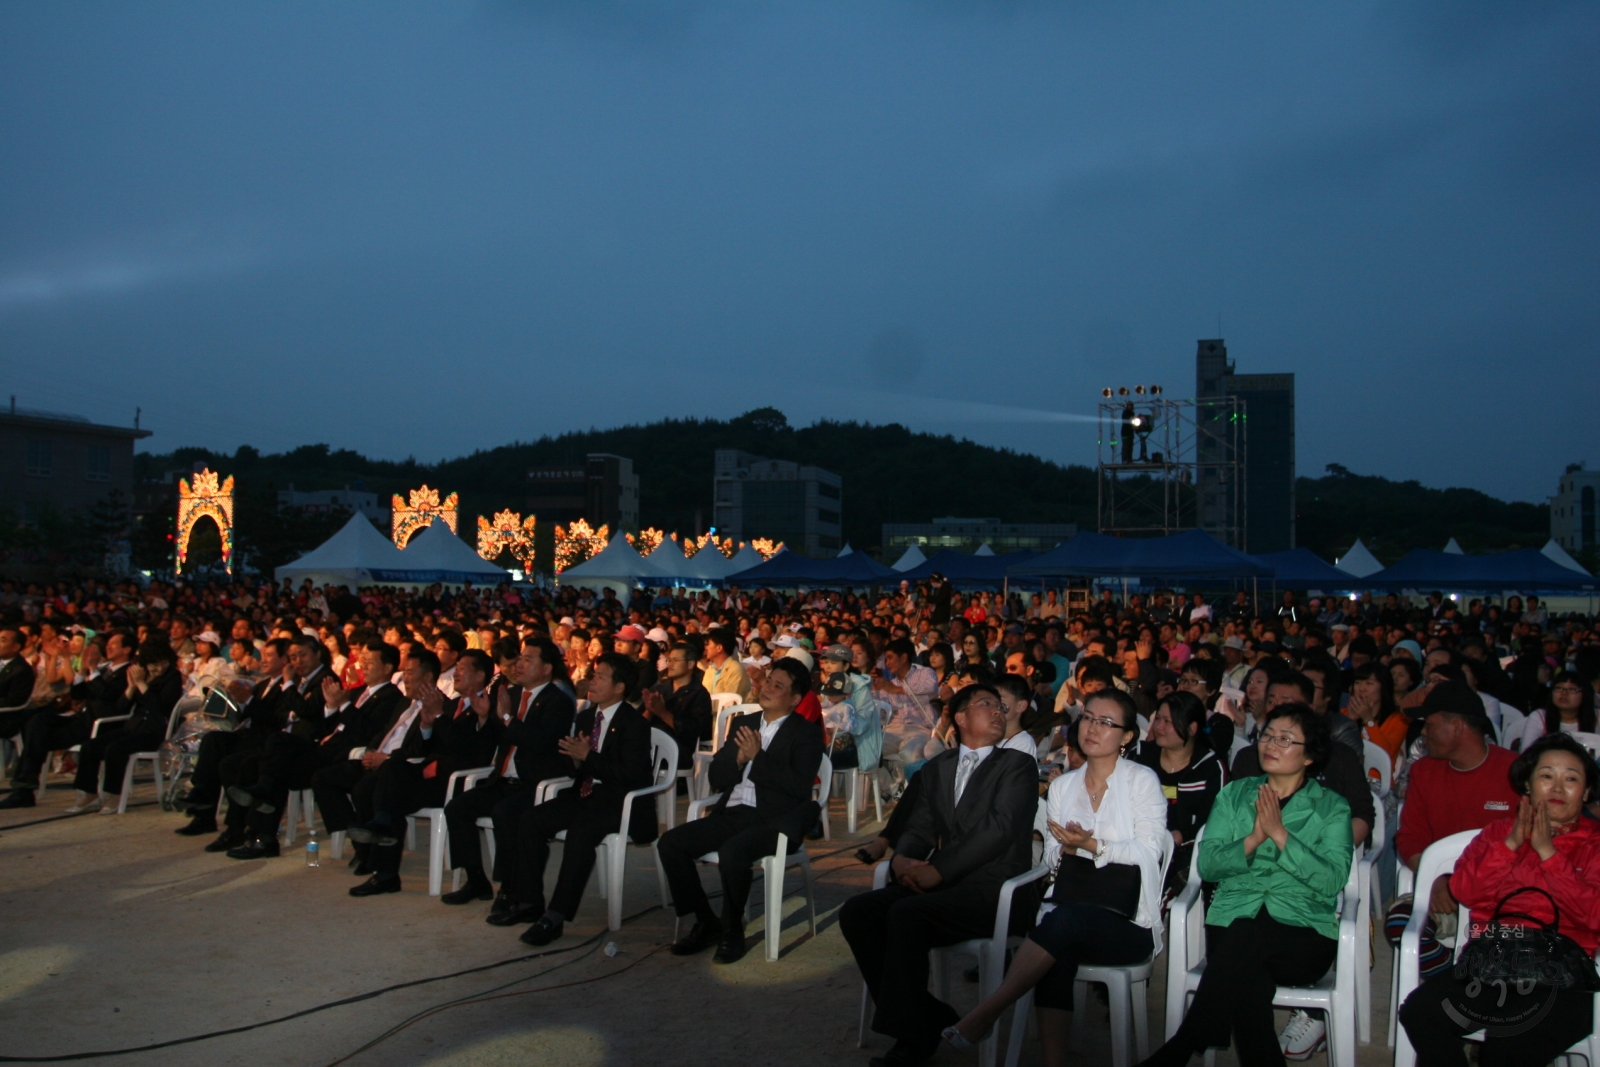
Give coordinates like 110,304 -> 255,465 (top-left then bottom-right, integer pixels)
1,397 -> 150,437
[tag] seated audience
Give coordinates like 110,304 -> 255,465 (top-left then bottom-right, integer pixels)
1134,690 -> 1223,896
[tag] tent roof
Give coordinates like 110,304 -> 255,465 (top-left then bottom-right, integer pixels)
1443,537 -> 1465,554
722,544 -> 767,577
1368,547 -> 1597,592
1542,539 -> 1591,575
973,542 -> 996,557
725,548 -> 896,587
371,521 -> 509,584
890,544 -> 928,571
682,545 -> 738,583
558,536 -> 656,583
1253,547 -> 1360,589
837,542 -> 854,556
275,512 -> 407,582
1009,529 -> 1271,580
899,548 -> 1036,587
1335,539 -> 1384,578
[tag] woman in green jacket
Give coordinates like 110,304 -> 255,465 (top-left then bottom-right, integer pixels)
1138,703 -> 1353,1067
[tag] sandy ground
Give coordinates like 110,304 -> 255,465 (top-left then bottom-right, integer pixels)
0,774 -> 1396,1067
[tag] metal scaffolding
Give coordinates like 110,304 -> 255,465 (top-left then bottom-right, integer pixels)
1096,395 -> 1246,548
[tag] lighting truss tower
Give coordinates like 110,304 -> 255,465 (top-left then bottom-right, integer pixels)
1096,394 -> 1246,547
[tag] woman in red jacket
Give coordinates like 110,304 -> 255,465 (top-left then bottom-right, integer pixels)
1399,732 -> 1600,1067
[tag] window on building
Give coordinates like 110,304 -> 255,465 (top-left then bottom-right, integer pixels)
817,482 -> 840,500
818,508 -> 840,525
25,440 -> 51,477
86,445 -> 111,481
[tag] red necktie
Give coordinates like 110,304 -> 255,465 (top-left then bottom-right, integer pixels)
578,710 -> 606,797
499,690 -> 532,775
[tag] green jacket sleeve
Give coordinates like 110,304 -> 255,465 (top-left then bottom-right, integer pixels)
1198,778 -> 1258,883
1276,791 -> 1353,896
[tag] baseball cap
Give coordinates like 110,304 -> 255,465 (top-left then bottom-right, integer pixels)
785,647 -> 814,672
1421,680 -> 1486,720
196,630 -> 223,647
822,643 -> 853,663
614,624 -> 648,642
646,626 -> 671,645
1223,636 -> 1246,651
773,634 -> 801,649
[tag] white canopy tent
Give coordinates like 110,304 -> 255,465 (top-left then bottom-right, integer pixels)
891,544 -> 927,571
1542,539 -> 1591,574
379,521 -> 511,585
558,536 -> 660,600
721,544 -> 768,582
681,545 -> 738,585
1442,537 -> 1465,554
837,542 -> 854,556
1335,538 -> 1384,579
642,541 -> 697,585
973,542 -> 996,556
274,512 -> 408,586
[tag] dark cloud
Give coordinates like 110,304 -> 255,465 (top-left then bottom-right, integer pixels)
1,1 -> 1595,503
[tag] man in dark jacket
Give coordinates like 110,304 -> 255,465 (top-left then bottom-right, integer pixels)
656,658 -> 823,963
840,688 -> 1039,1066
642,641 -> 714,768
70,640 -> 183,814
498,652 -> 654,947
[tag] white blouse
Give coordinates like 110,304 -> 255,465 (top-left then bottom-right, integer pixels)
1043,758 -> 1169,947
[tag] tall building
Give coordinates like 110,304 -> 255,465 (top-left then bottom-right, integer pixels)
0,403 -> 151,522
1195,339 -> 1296,553
713,449 -> 841,555
1552,464 -> 1600,554
277,484 -> 386,524
526,453 -> 639,533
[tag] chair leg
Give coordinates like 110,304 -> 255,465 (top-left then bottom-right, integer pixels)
1105,974 -> 1132,1067
283,792 -> 300,847
872,769 -> 883,823
404,818 -> 416,852
482,826 -> 496,874
331,831 -> 345,861
117,759 -> 136,814
1130,978 -> 1151,1061
428,819 -> 447,897
152,761 -> 164,810
606,835 -> 624,932
596,846 -> 608,900
846,773 -> 859,836
652,842 -> 670,914
763,854 -> 782,962
858,983 -> 873,1048
1386,949 -> 1400,1049
801,854 -> 817,937
1005,988 -> 1034,1067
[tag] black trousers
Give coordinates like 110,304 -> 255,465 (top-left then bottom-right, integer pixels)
1153,909 -> 1337,1067
10,710 -> 93,787
442,777 -> 529,880
187,729 -> 263,807
1400,969 -> 1594,1067
840,882 -> 1003,1042
656,804 -> 797,927
360,759 -> 449,877
311,760 -> 369,834
1026,901 -> 1154,1010
0,706 -> 37,739
73,722 -> 166,796
507,791 -> 623,920
237,733 -> 344,837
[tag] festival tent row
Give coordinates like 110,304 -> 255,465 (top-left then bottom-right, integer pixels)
722,547 -> 898,587
275,514 -> 510,586
1362,547 -> 1597,593
898,548 -> 1037,587
1009,529 -> 1273,581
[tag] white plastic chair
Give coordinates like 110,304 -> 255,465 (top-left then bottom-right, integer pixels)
1166,825 -> 1362,1067
543,728 -> 679,931
1003,831 -> 1177,1067
115,702 -> 188,814
674,754 -> 832,962
691,702 -> 758,799
857,855 -> 1052,1067
1355,796 -> 1385,1044
405,765 -> 495,896
1363,738 -> 1392,798
281,789 -> 318,846
1497,704 -> 1527,750
832,763 -> 885,835
1569,731 -> 1600,760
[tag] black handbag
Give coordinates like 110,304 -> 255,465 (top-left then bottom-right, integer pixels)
1453,887 -> 1600,992
1048,852 -> 1142,918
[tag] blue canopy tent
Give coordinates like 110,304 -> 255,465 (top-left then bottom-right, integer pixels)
1368,548 -> 1597,593
1253,548 -> 1361,590
725,549 -> 898,587
1008,529 -> 1272,581
897,548 -> 1037,588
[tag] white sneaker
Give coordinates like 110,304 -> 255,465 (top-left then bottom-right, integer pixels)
1280,1010 -> 1326,1061
98,803 -> 119,815
64,792 -> 101,814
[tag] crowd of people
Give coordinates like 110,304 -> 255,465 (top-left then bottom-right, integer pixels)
1,571 -> 1598,1066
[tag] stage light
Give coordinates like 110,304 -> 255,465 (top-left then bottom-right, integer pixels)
1102,388 -> 1113,398
1134,385 -> 1145,395
1117,386 -> 1130,397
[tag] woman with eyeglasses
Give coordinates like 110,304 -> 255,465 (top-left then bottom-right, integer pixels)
1516,669 -> 1596,754
1135,690 -> 1223,896
1137,703 -> 1353,1067
944,688 -> 1167,1064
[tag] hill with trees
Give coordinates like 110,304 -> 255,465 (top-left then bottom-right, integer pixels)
115,410 -> 1553,574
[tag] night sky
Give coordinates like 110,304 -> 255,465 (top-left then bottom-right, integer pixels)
3,2 -> 1596,502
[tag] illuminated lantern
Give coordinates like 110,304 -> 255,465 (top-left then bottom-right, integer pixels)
175,468 -> 236,575
625,527 -> 666,555
553,518 -> 609,573
391,485 -> 459,548
750,538 -> 784,560
477,510 -> 537,571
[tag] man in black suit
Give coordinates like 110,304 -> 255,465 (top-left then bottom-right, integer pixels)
497,652 -> 655,946
70,640 -> 185,815
347,649 -> 505,896
441,637 -> 575,906
1,629 -> 134,809
172,638 -> 291,834
656,657 -> 823,964
0,626 -> 38,731
642,641 -> 714,769
840,684 -> 1039,1067
216,640 -> 396,859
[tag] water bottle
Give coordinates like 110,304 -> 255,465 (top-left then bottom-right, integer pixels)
306,827 -> 321,868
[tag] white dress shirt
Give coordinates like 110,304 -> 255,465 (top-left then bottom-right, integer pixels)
726,713 -> 789,809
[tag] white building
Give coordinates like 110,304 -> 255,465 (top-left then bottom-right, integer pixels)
1551,464 -> 1600,554
277,484 -> 388,525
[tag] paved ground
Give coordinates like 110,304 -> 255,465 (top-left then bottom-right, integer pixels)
0,776 -> 1394,1067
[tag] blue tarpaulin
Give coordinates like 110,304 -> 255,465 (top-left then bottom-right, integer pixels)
1008,529 -> 1272,580
725,549 -> 898,587
1367,548 -> 1596,592
1251,548 -> 1361,590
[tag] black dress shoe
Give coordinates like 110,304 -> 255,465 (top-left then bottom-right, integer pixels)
204,829 -> 246,853
226,836 -> 281,860
440,880 -> 494,905
0,789 -> 36,809
349,874 -> 401,897
486,903 -> 543,927
670,920 -> 723,956
519,916 -> 564,946
712,928 -> 749,965
175,813 -> 218,836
